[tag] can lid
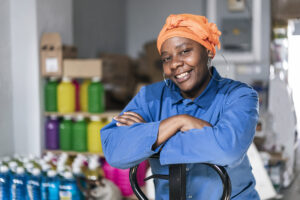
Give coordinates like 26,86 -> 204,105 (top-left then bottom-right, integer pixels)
62,77 -> 71,82
90,115 -> 100,121
92,77 -> 101,82
64,115 -> 72,120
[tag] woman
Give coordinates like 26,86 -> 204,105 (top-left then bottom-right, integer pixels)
101,14 -> 260,199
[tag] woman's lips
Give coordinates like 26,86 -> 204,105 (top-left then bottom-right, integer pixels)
175,70 -> 192,83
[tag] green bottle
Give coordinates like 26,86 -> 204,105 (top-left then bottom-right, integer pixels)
59,115 -> 73,150
45,77 -> 58,112
72,115 -> 87,152
88,77 -> 105,113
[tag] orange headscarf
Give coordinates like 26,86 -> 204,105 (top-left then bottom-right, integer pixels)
157,14 -> 221,58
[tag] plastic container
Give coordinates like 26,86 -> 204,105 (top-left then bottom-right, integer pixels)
59,116 -> 73,151
88,77 -> 105,113
59,171 -> 80,200
79,79 -> 91,112
45,116 -> 59,150
0,165 -> 10,200
102,160 -> 117,185
57,77 -> 75,113
115,168 -> 133,197
45,77 -> 58,112
72,79 -> 80,111
72,115 -> 87,152
42,170 -> 60,200
26,168 -> 41,200
10,167 -> 27,200
87,116 -> 103,153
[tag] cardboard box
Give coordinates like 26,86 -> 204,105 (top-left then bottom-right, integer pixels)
63,59 -> 103,79
40,33 -> 77,77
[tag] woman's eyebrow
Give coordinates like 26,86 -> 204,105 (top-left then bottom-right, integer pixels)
175,42 -> 191,49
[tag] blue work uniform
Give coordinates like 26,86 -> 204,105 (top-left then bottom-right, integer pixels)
101,67 -> 260,199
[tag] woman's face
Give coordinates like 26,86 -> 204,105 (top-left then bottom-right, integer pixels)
160,37 -> 211,99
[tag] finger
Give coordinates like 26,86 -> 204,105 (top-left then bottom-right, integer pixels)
116,114 -> 143,123
115,116 -> 137,126
124,112 -> 145,122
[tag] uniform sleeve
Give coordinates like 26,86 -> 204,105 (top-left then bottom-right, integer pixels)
159,86 -> 259,167
100,86 -> 161,169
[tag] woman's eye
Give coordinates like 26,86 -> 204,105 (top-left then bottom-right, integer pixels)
181,49 -> 191,55
162,57 -> 171,63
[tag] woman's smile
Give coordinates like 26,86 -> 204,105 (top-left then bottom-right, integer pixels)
174,69 -> 193,83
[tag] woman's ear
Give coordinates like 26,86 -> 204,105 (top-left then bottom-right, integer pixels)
207,50 -> 214,59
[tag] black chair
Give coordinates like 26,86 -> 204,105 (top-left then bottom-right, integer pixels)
129,154 -> 232,200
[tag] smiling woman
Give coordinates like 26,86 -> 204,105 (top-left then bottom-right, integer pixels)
101,14 -> 260,200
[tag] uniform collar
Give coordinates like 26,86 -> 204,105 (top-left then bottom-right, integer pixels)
168,67 -> 221,109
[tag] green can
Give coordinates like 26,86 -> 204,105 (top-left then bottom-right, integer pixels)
59,116 -> 73,150
45,77 -> 58,112
72,115 -> 87,152
88,77 -> 105,113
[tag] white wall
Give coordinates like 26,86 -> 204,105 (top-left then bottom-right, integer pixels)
73,0 -> 126,58
9,0 -> 73,156
0,0 -> 14,156
126,0 -> 206,58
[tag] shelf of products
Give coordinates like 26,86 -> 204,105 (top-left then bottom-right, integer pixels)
44,150 -> 104,157
45,111 -> 120,119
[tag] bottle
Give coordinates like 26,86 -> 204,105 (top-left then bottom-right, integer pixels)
0,165 -> 10,200
59,116 -> 73,151
45,77 -> 58,112
45,116 -> 60,150
26,168 -> 41,200
72,79 -> 80,111
45,170 -> 60,200
59,171 -> 80,200
72,115 -> 87,152
87,116 -> 103,153
79,79 -> 91,112
102,160 -> 117,185
58,77 -> 75,113
88,77 -> 105,113
10,166 -> 27,200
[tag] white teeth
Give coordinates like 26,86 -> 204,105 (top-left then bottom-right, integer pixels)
176,72 -> 188,79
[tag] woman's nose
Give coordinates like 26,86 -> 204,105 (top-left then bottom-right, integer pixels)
171,56 -> 184,69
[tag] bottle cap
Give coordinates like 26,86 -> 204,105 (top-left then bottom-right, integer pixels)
92,77 -> 101,82
64,115 -> 72,120
16,167 -> 25,174
64,171 -> 73,179
25,163 -> 34,170
90,115 -> 100,121
49,77 -> 58,81
47,170 -> 57,177
50,115 -> 58,120
42,164 -> 51,172
76,115 -> 84,121
0,165 -> 9,173
62,77 -> 71,82
72,167 -> 81,175
9,161 -> 17,169
32,168 -> 41,176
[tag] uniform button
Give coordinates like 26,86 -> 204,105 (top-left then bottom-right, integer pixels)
186,167 -> 189,171
188,195 -> 193,198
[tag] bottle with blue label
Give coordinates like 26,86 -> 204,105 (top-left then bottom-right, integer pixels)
43,170 -> 60,200
0,165 -> 10,200
10,166 -> 27,200
59,171 -> 80,200
26,168 -> 41,200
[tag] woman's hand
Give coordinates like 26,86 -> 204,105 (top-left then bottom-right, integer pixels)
153,114 -> 211,149
114,111 -> 145,126
179,114 -> 212,132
